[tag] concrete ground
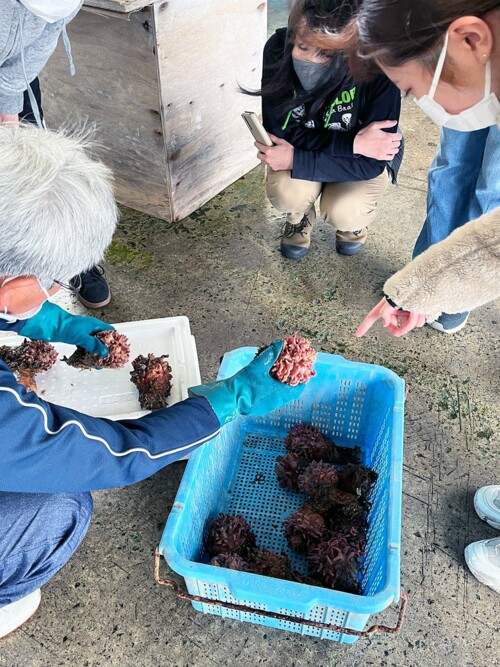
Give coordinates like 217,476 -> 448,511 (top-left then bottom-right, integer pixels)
2,7 -> 500,667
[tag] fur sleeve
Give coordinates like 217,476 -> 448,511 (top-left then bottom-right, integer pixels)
384,208 -> 500,320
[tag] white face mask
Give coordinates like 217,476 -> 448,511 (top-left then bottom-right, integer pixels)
0,277 -> 50,323
415,32 -> 500,131
19,0 -> 81,23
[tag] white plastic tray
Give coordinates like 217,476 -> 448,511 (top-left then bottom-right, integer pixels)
0,317 -> 201,421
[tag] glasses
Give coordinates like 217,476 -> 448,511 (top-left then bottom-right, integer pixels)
53,279 -> 81,294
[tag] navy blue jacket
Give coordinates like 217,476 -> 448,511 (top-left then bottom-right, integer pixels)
0,318 -> 220,493
262,29 -> 403,183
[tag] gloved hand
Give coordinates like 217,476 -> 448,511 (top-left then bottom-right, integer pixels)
356,297 -> 426,338
19,302 -> 115,357
189,340 -> 306,426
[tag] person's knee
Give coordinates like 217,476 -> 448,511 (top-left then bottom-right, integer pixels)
8,492 -> 93,559
57,493 -> 93,544
0,492 -> 93,606
323,195 -> 379,231
266,174 -> 319,214
36,492 -> 93,533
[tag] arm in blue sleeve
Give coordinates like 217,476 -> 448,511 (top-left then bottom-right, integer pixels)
0,362 -> 221,493
292,148 -> 386,182
329,77 -> 402,159
0,318 -> 26,334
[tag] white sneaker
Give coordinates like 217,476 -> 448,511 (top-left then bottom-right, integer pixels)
465,538 -> 500,593
0,589 -> 41,639
474,485 -> 500,530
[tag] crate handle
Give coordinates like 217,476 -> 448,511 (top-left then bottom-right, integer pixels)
154,549 -> 407,638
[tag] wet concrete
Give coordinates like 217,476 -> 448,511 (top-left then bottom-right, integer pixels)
1,5 -> 499,665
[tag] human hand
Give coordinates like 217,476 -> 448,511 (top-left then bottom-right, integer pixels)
189,340 -> 306,425
59,313 -> 116,356
20,302 -> 115,357
355,297 -> 426,338
0,113 -> 19,125
353,121 -> 402,161
255,134 -> 294,171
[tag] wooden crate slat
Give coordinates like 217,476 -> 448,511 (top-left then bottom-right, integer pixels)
153,0 -> 265,220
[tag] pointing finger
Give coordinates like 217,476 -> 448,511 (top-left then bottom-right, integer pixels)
355,313 -> 378,337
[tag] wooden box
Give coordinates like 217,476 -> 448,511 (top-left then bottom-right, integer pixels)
40,0 -> 266,221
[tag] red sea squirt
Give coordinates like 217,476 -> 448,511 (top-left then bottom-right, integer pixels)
270,334 -> 316,386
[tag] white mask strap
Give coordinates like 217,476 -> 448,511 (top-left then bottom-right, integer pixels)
38,281 -> 51,301
429,31 -> 449,100
485,60 -> 492,96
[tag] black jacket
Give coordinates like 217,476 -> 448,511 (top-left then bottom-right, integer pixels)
262,29 -> 403,183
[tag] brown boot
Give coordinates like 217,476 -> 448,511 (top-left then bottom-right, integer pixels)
280,211 -> 315,260
335,228 -> 367,256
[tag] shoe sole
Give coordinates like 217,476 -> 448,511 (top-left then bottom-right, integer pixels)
0,590 -> 41,639
465,548 -> 500,593
474,508 -> 500,530
76,294 -> 111,309
428,317 -> 468,334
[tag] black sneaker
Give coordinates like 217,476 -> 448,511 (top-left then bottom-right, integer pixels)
70,265 -> 111,309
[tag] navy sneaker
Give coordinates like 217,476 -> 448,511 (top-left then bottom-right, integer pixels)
70,265 -> 111,309
428,312 -> 469,334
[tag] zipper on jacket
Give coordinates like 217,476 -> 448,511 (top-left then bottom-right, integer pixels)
281,109 -> 293,130
323,101 -> 337,128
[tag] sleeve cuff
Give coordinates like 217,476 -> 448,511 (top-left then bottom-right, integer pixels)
291,148 -> 312,181
384,295 -> 401,310
0,92 -> 24,115
333,131 -> 356,158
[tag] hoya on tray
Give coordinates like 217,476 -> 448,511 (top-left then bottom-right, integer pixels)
0,316 -> 200,420
158,335 -> 406,643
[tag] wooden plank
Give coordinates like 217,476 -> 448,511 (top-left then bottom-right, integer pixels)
40,9 -> 171,219
84,0 -> 152,13
153,0 -> 266,221
82,7 -> 134,20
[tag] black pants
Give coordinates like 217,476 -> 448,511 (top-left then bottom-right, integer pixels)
20,77 -> 43,125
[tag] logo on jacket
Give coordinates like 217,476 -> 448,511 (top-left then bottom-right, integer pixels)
292,104 -> 306,120
342,113 -> 352,130
324,87 -> 357,130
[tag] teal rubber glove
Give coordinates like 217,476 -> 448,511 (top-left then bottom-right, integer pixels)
19,302 -> 115,357
188,340 -> 306,426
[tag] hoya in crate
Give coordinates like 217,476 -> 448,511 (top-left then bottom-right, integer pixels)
0,124 -> 306,639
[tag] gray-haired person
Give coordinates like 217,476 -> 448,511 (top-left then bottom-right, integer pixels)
1,0 -> 111,308
0,124 -> 304,638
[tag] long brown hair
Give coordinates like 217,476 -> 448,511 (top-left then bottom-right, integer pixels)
309,0 -> 500,77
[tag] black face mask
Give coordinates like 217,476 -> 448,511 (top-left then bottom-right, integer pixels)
292,57 -> 333,92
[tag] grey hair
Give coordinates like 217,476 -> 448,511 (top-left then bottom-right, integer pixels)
0,124 -> 118,288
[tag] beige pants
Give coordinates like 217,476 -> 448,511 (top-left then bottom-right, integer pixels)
266,168 -> 390,232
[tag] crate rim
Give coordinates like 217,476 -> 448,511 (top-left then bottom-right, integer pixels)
161,347 -> 404,617
219,346 -> 406,393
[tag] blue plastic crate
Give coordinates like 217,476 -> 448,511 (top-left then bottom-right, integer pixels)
160,348 -> 404,642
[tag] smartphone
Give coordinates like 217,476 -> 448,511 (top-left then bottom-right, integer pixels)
241,111 -> 274,147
